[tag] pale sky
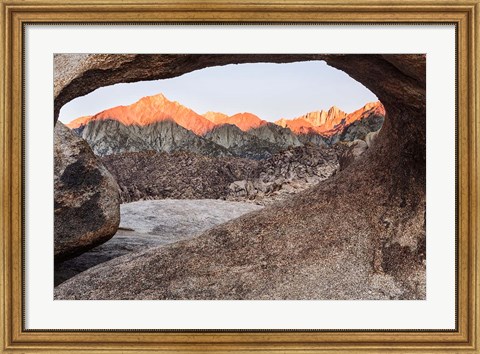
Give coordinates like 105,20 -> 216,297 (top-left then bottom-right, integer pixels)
59,61 -> 377,124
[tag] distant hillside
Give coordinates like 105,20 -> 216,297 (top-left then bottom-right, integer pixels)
67,93 -> 384,159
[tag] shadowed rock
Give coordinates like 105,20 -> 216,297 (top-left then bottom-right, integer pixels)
227,144 -> 341,205
100,150 -> 259,203
74,118 -> 232,158
338,140 -> 369,171
54,199 -> 262,286
54,54 -> 425,300
54,122 -> 120,262
99,144 -> 342,205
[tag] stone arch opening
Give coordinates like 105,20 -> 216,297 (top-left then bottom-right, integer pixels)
54,54 -> 425,174
53,54 -> 426,299
58,59 -> 387,202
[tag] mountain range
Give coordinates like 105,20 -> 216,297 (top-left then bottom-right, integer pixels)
67,93 -> 384,159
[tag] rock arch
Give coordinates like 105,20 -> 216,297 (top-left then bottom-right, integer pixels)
54,54 -> 426,299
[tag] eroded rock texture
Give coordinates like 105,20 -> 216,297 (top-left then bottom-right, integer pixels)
54,122 -> 120,262
54,54 -> 425,299
338,139 -> 369,171
99,144 -> 341,205
100,150 -> 258,203
227,144 -> 342,205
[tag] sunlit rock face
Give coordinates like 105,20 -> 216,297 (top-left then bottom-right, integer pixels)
67,93 -> 216,136
54,54 -> 426,300
54,122 -> 120,262
67,92 -> 372,159
338,102 -> 385,142
276,101 -> 384,138
224,112 -> 267,131
202,111 -> 230,124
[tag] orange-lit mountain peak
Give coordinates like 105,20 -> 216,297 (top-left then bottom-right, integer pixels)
203,111 -> 230,125
345,101 -> 385,125
66,93 -> 216,136
327,105 -> 345,114
274,101 -> 384,137
227,112 -> 268,132
275,118 -> 289,128
370,101 -> 386,115
66,115 -> 94,129
274,117 -> 317,135
65,93 -> 384,139
134,93 -> 185,110
279,105 -> 347,136
362,101 -> 377,110
301,110 -> 328,127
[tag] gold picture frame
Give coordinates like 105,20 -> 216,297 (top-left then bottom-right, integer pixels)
1,0 -> 479,352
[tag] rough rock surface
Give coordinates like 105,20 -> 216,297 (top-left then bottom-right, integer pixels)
338,140 -> 369,171
203,124 -> 283,159
54,122 -> 120,262
339,113 -> 383,142
365,130 -> 380,148
338,128 -> 381,171
54,54 -> 426,300
227,144 -> 342,205
100,150 -> 258,203
75,119 -> 231,157
248,123 -> 303,148
100,145 -> 342,205
55,199 -> 262,286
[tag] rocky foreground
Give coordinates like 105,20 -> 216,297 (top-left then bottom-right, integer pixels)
54,54 -> 426,300
55,169 -> 425,300
55,199 -> 262,286
100,150 -> 258,202
54,140 -> 374,290
101,143 -> 352,205
227,143 -> 344,205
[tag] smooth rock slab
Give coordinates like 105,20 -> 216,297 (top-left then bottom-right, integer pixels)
118,199 -> 263,239
54,199 -> 263,286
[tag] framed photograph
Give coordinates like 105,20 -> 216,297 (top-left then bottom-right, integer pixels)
1,0 -> 479,352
